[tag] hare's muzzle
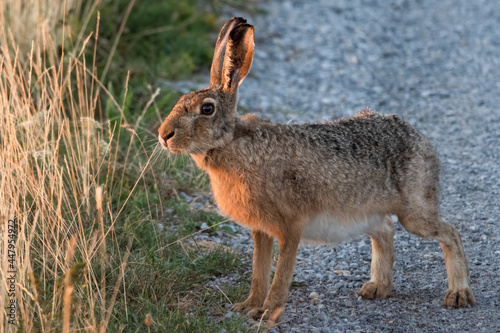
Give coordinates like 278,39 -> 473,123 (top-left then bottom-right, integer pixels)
158,118 -> 176,149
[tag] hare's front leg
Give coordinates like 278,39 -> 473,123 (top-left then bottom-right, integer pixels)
359,215 -> 395,299
232,231 -> 273,313
247,232 -> 301,321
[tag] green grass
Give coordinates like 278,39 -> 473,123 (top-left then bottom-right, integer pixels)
104,211 -> 251,332
89,0 -> 215,82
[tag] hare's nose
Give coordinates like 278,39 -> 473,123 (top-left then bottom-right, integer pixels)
159,130 -> 175,148
162,130 -> 175,142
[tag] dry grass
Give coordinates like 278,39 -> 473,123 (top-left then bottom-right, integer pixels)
0,1 -> 253,332
0,1 -> 161,331
0,0 -> 86,60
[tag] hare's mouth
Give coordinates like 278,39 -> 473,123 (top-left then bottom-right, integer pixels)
168,147 -> 183,154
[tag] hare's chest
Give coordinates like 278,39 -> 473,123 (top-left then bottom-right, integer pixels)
209,171 -> 259,228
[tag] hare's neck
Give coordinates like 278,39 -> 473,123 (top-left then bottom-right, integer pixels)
190,152 -> 211,170
189,148 -> 230,171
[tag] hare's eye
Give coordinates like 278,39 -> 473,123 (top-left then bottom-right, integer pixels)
201,103 -> 215,115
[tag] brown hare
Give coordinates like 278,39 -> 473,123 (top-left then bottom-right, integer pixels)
158,17 -> 474,321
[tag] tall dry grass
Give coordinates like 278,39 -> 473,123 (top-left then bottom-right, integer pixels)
0,1 -> 160,331
0,0 -> 87,60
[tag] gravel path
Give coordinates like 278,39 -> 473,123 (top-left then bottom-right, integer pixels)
201,1 -> 500,332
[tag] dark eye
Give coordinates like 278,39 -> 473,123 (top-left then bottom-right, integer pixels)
201,103 -> 215,115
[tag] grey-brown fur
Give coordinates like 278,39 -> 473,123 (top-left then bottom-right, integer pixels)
158,17 -> 474,321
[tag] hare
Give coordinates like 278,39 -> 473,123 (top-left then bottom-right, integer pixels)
158,17 -> 474,321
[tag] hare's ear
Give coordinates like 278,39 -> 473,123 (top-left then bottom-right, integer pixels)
210,17 -> 247,87
220,23 -> 254,93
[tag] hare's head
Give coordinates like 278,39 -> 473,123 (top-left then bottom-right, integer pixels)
159,18 -> 254,154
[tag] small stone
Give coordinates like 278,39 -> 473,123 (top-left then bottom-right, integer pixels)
180,192 -> 193,202
334,282 -> 345,289
469,225 -> 479,232
318,311 -> 329,322
309,291 -> 319,305
334,270 -> 351,275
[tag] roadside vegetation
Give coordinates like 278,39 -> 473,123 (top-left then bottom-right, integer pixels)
0,0 -> 254,331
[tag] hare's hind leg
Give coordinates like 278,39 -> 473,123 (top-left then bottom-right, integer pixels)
359,215 -> 395,299
397,208 -> 474,308
232,230 -> 274,314
437,221 -> 475,307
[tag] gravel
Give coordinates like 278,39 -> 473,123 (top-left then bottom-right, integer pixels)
194,0 -> 500,331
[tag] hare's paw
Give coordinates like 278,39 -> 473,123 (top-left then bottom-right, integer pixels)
444,288 -> 474,308
247,307 -> 268,321
358,281 -> 392,299
232,301 -> 280,322
247,303 -> 285,322
232,298 -> 262,314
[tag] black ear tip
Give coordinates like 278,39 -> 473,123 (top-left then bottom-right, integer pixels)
229,17 -> 247,25
229,23 -> 254,41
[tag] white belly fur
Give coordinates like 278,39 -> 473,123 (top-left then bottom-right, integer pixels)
301,212 -> 384,244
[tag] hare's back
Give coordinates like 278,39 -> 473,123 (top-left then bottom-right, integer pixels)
292,113 -> 432,166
